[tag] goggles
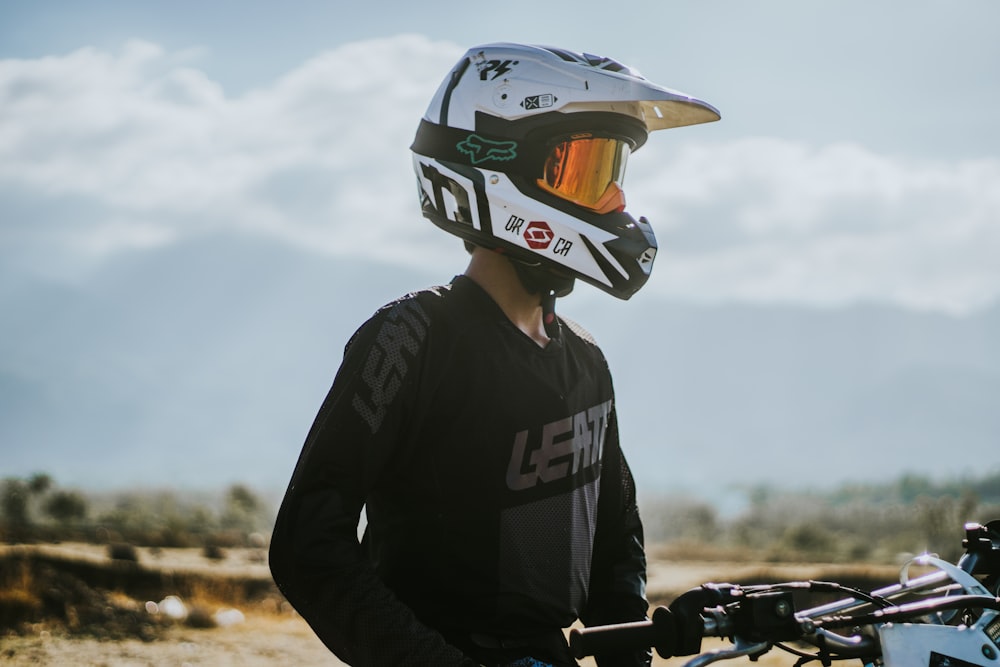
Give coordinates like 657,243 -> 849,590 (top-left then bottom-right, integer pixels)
536,134 -> 631,214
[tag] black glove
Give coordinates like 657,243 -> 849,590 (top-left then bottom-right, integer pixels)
667,584 -> 739,656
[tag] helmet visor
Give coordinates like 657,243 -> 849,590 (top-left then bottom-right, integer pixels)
536,135 -> 631,214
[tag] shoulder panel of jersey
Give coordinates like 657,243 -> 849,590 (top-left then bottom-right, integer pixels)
558,313 -> 600,348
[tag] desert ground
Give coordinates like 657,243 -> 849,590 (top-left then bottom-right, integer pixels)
1,542 -> 902,666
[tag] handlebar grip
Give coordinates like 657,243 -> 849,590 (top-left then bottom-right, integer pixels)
569,607 -> 678,659
569,619 -> 656,658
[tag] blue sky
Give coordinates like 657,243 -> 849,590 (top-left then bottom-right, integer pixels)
5,0 -> 999,159
6,1 -> 1000,159
1,1 -> 999,494
4,0 -> 999,313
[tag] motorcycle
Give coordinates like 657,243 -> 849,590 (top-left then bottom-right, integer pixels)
571,520 -> 1000,666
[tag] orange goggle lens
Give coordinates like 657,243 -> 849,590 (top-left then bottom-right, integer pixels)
536,137 -> 630,214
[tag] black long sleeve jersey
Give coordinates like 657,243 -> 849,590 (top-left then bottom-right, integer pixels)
269,276 -> 649,666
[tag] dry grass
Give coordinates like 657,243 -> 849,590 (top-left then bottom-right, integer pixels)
1,541 -> 912,666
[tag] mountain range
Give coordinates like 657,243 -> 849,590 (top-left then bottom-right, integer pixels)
2,235 -> 998,504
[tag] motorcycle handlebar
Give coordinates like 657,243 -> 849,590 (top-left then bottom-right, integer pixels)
568,618 -> 658,657
570,603 -> 879,661
571,522 -> 1000,661
570,606 -> 684,660
570,588 -> 997,661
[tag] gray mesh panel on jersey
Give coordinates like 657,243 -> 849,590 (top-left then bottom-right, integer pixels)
498,478 -> 600,617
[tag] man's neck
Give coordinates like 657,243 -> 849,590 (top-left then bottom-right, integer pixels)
463,248 -> 550,348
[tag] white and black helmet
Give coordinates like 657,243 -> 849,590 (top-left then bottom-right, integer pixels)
411,42 -> 720,300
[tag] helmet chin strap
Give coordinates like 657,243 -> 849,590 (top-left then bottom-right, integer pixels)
510,260 -> 575,339
540,290 -> 559,339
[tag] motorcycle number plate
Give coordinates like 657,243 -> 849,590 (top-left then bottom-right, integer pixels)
988,616 -> 1000,646
929,652 -> 982,667
881,624 -> 995,666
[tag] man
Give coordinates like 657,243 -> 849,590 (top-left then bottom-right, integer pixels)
269,42 -> 719,666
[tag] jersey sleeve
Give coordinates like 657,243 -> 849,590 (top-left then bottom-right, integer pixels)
581,405 -> 653,667
268,297 -> 476,666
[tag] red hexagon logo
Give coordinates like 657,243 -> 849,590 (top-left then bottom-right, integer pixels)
523,221 -> 554,250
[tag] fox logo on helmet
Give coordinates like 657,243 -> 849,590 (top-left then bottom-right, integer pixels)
456,134 -> 518,165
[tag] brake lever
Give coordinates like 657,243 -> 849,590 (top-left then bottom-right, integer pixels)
680,638 -> 770,667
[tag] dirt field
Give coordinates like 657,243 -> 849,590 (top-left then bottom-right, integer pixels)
1,543 -> 901,666
1,618 -> 796,666
1,614 -> 342,666
1,616 -> 799,666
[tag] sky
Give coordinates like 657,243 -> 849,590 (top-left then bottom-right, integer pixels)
3,1 -> 999,313
1,1 -> 999,498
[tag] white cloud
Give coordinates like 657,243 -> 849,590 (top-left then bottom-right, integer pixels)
74,218 -> 179,258
1,35 -> 998,313
628,138 -> 1000,314
0,35 -> 463,271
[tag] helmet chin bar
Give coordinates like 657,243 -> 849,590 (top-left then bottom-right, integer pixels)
510,258 -> 576,299
509,259 -> 571,340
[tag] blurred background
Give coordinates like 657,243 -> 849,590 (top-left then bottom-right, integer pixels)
2,0 -> 999,547
2,4 -> 1000,663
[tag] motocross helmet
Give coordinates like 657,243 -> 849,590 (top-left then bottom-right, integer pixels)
410,42 -> 720,299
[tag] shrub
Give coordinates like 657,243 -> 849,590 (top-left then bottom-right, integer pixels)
0,588 -> 42,630
108,543 -> 139,562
